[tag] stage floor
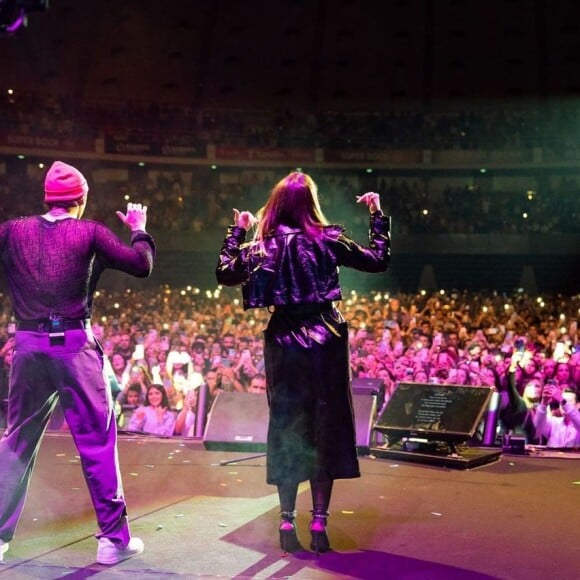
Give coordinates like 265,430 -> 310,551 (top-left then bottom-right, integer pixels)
0,432 -> 579,579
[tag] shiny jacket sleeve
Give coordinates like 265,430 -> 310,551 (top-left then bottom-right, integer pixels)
215,225 -> 248,286
332,211 -> 391,272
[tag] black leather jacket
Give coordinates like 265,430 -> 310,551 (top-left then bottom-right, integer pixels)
216,212 -> 390,310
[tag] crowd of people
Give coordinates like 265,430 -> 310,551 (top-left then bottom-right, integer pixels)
1,168 -> 578,236
3,88 -> 580,153
2,286 -> 577,444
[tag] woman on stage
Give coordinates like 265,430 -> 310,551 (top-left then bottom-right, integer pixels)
216,171 -> 391,553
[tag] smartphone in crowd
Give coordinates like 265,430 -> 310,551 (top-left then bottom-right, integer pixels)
552,342 -> 566,361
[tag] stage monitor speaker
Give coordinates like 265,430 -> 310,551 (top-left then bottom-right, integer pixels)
370,382 -> 500,469
203,391 -> 269,452
203,388 -> 379,455
352,377 -> 385,410
352,392 -> 378,456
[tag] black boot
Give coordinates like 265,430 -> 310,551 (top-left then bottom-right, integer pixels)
279,510 -> 301,553
309,509 -> 330,554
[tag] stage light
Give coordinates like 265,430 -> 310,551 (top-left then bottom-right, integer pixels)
0,0 -> 25,34
0,0 -> 48,36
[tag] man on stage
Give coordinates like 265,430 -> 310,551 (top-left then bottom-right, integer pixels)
0,161 -> 156,564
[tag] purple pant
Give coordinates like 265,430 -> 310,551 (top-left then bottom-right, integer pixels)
0,328 -> 131,546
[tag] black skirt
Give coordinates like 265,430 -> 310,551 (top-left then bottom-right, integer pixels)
263,304 -> 360,485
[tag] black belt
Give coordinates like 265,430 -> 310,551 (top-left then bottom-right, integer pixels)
273,303 -> 334,316
16,318 -> 91,332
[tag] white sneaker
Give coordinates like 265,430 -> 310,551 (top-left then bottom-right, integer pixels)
0,540 -> 8,562
96,536 -> 144,565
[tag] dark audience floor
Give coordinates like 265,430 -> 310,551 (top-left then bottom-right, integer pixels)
0,432 -> 579,579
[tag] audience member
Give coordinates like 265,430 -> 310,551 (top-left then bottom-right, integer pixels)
126,384 -> 176,437
173,388 -> 201,437
533,383 -> 580,448
247,373 -> 267,394
117,383 -> 142,428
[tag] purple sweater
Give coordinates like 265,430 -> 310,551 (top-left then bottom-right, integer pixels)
0,216 -> 155,321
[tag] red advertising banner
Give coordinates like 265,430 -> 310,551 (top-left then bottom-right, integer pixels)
1,132 -> 95,152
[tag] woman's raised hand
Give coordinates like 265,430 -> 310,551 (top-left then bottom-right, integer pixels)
356,192 -> 381,213
233,208 -> 257,230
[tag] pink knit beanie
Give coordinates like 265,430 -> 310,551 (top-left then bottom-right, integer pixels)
44,161 -> 88,204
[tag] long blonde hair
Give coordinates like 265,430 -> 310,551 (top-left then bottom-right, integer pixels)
252,172 -> 329,247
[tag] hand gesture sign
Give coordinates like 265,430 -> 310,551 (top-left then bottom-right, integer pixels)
116,202 -> 148,232
356,192 -> 381,213
233,208 -> 257,230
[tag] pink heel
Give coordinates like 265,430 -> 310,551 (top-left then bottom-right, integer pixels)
279,510 -> 300,553
309,510 -> 330,554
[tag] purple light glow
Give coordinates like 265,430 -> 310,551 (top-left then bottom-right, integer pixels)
5,8 -> 26,33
